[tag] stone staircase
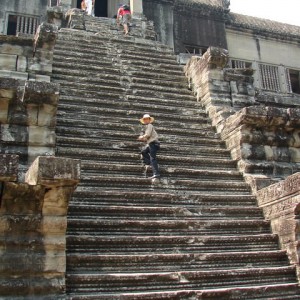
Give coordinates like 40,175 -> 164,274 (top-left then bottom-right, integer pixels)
52,16 -> 300,299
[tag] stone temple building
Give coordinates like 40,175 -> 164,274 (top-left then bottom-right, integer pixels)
1,0 -> 300,299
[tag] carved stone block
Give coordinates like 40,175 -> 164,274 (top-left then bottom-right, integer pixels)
25,156 -> 80,187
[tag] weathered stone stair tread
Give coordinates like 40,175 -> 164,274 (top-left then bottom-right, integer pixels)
79,162 -> 243,179
67,234 -> 280,253
53,60 -> 120,75
79,176 -> 250,194
56,114 -> 211,131
72,190 -> 257,207
67,250 -> 289,272
55,131 -> 223,150
68,204 -> 263,219
66,283 -> 300,300
56,118 -> 216,137
66,218 -> 270,236
55,97 -> 207,120
50,68 -> 121,82
55,75 -> 191,95
55,137 -> 230,157
51,74 -> 123,89
66,266 -> 297,292
80,166 -> 242,182
130,76 -> 188,89
55,102 -> 208,125
58,28 -> 175,54
57,91 -> 202,110
119,51 -> 180,66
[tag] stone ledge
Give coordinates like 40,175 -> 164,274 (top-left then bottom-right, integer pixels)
257,172 -> 300,207
25,156 -> 81,187
23,80 -> 60,106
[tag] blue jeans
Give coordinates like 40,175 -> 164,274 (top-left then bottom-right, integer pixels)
141,141 -> 160,176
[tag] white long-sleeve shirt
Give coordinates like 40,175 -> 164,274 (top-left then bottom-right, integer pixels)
142,124 -> 159,145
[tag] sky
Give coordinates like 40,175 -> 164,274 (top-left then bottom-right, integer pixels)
229,0 -> 300,27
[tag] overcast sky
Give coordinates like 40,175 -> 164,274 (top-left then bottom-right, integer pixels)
229,0 -> 300,26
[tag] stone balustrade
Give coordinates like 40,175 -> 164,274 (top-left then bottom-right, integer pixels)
185,47 -> 300,190
0,77 -> 59,171
0,155 -> 80,298
0,22 -> 58,82
256,172 -> 300,281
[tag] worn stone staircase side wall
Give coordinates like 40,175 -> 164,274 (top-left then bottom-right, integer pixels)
185,48 -> 300,192
256,172 -> 300,282
0,20 -> 80,298
0,22 -> 60,170
185,48 -> 300,280
0,155 -> 80,299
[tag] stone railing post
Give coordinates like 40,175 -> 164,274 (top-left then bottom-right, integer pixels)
130,0 -> 143,18
256,172 -> 300,282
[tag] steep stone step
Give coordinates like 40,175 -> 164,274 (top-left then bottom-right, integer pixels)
66,218 -> 270,236
66,283 -> 300,300
55,137 -> 230,158
55,118 -> 216,138
67,250 -> 289,273
68,204 -> 263,219
55,100 -> 207,125
57,28 -> 175,56
78,176 -> 250,194
52,61 -> 121,77
56,148 -> 238,172
71,190 -> 257,207
79,162 -> 243,180
66,266 -> 297,293
66,234 -> 281,254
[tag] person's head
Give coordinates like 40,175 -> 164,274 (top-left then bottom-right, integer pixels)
140,113 -> 155,125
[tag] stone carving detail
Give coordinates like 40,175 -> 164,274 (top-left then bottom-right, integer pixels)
256,173 -> 300,277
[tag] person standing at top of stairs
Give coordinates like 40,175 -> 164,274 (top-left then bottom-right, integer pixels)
117,4 -> 132,35
83,0 -> 93,15
138,114 -> 161,179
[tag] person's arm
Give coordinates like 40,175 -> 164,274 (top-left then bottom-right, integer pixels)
138,124 -> 153,142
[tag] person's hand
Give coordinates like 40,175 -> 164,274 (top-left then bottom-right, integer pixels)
137,136 -> 146,142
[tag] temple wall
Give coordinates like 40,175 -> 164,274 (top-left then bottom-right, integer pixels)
0,23 -> 59,169
227,30 -> 300,69
143,0 -> 227,54
0,0 -> 48,35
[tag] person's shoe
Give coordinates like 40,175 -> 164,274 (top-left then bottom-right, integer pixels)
150,174 -> 160,179
143,165 -> 151,177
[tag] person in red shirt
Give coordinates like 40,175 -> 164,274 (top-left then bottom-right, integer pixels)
117,4 -> 131,35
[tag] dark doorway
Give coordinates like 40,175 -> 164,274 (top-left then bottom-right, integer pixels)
7,15 -> 17,35
94,0 -> 107,17
76,0 -> 108,17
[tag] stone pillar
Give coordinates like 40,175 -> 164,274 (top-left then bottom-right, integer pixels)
130,0 -> 143,18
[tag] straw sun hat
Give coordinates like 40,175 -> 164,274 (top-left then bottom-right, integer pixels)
140,114 -> 155,124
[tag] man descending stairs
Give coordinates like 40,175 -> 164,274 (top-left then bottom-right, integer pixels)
52,16 -> 300,299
